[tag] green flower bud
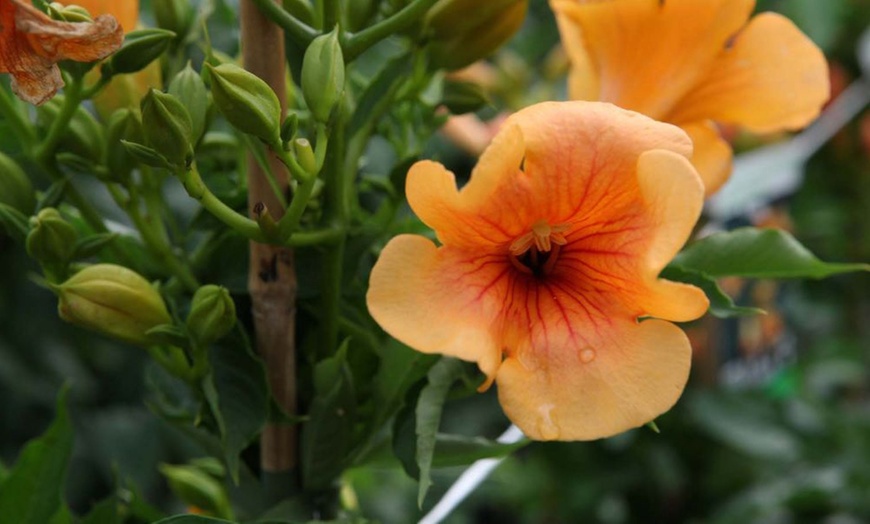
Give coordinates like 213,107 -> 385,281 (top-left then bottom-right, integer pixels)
293,138 -> 316,175
441,80 -> 490,114
301,28 -> 345,123
153,0 -> 193,41
0,152 -> 36,214
55,264 -> 172,346
205,63 -> 282,145
169,63 -> 209,144
280,112 -> 298,144
140,89 -> 194,168
105,108 -> 144,180
186,285 -> 236,346
426,0 -> 528,71
26,208 -> 77,271
48,3 -> 93,23
159,463 -> 231,519
105,29 -> 176,77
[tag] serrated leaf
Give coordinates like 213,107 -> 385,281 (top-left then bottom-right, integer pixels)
416,357 -> 464,508
80,494 -> 119,524
661,265 -> 765,318
0,202 -> 30,242
302,342 -> 357,492
674,228 -> 869,279
73,232 -> 119,260
206,342 -> 269,483
0,387 -> 74,524
370,340 -> 438,433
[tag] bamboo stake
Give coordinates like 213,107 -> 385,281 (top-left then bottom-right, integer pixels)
240,0 -> 297,477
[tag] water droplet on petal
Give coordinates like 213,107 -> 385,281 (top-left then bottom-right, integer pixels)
536,404 -> 560,440
579,348 -> 596,364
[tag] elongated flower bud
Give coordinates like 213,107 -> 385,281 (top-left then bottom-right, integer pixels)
104,29 -> 176,76
301,28 -> 345,123
168,63 -> 209,144
140,88 -> 194,168
186,284 -> 236,346
55,264 -> 172,346
26,208 -> 77,269
0,152 -> 36,214
426,0 -> 528,71
105,108 -> 144,181
205,63 -> 282,145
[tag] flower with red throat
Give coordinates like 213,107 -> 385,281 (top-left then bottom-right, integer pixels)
367,101 -> 709,440
551,0 -> 830,195
0,0 -> 123,105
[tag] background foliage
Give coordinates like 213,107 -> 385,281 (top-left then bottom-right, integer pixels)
1,0 -> 868,522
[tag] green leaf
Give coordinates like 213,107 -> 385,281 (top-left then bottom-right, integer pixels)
416,357 -> 465,508
0,387 -> 74,524
80,495 -> 119,524
674,228 -> 869,279
72,232 -> 118,260
0,202 -> 30,242
205,342 -> 270,483
370,340 -> 438,432
430,434 -> 528,468
348,53 -> 414,139
301,341 -> 357,492
660,265 -> 765,318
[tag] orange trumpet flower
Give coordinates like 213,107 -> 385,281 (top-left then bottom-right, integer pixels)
551,0 -> 830,195
367,101 -> 709,440
0,0 -> 122,105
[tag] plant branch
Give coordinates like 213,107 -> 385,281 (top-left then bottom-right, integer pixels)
251,0 -> 318,47
344,0 -> 439,60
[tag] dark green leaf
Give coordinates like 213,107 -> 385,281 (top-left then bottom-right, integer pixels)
661,265 -> 765,318
0,202 -> 30,242
348,54 -> 414,139
80,495 -> 119,524
430,434 -> 528,468
0,387 -> 74,524
302,342 -> 357,492
416,357 -> 464,507
72,232 -> 118,260
370,340 -> 437,432
674,228 -> 869,279
207,342 -> 270,483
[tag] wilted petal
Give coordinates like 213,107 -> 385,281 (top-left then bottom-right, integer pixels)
0,0 -> 122,105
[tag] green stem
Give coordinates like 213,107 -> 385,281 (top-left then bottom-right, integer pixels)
286,227 -> 344,246
243,135 -> 289,209
270,140 -> 310,183
319,114 -> 348,357
251,0 -> 319,47
277,173 -> 318,240
34,80 -> 82,163
344,0 -> 440,60
107,184 -> 200,292
177,164 -> 266,242
0,85 -> 36,148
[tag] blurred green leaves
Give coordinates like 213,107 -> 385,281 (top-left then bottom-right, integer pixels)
0,388 -> 73,524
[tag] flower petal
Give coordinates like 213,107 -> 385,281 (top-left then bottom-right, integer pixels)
669,13 -> 830,133
634,149 -> 708,321
366,235 -> 505,380
1,0 -> 122,105
680,121 -> 733,195
497,316 -> 692,441
552,0 -> 755,119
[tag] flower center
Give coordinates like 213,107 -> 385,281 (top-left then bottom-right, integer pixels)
509,220 -> 568,277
